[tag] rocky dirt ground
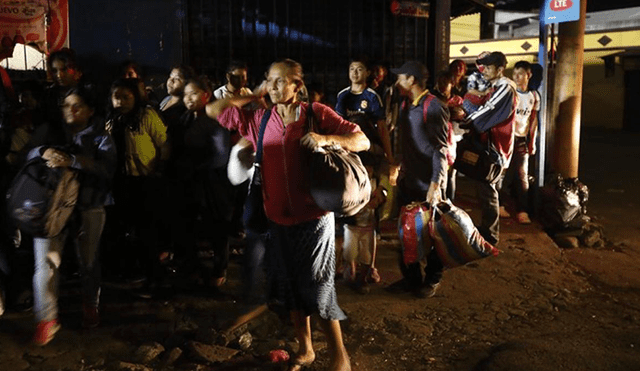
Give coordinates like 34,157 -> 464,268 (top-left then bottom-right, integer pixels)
1,127 -> 639,371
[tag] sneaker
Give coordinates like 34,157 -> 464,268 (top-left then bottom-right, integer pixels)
516,212 -> 532,224
499,206 -> 511,218
82,304 -> 100,328
33,319 -> 61,346
415,282 -> 440,298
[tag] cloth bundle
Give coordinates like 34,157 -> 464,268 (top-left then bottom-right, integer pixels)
429,200 -> 500,268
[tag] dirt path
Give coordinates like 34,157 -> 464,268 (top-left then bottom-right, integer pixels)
1,128 -> 639,371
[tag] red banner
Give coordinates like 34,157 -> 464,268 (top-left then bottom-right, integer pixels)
390,1 -> 430,18
0,0 -> 69,53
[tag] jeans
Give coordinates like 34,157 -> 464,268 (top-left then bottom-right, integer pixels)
33,207 -> 105,322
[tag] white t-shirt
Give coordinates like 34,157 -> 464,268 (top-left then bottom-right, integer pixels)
213,85 -> 252,100
514,89 -> 540,137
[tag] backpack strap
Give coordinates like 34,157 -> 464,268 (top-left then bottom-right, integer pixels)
255,108 -> 272,165
421,94 -> 436,124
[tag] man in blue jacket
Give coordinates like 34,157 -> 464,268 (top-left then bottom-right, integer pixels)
392,61 -> 450,298
464,51 -> 518,245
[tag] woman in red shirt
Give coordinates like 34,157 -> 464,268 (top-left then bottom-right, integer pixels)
207,59 -> 368,371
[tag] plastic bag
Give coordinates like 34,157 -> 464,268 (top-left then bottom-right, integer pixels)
398,201 -> 433,265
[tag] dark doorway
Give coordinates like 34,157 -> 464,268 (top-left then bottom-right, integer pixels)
624,69 -> 640,132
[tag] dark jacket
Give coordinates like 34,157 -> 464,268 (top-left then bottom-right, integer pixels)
27,116 -> 117,210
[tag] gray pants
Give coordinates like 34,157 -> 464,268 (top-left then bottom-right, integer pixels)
476,180 -> 500,245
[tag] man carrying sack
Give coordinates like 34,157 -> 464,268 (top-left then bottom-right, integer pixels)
388,61 -> 450,298
460,51 -> 518,245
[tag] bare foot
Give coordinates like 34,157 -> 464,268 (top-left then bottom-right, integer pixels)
288,351 -> 315,371
328,355 -> 351,371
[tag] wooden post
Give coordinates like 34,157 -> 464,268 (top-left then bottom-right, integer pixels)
427,0 -> 451,80
551,0 -> 587,178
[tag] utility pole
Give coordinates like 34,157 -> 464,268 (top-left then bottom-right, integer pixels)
551,0 -> 587,178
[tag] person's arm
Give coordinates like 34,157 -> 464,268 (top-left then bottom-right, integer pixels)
466,88 -> 489,97
300,103 -> 370,152
70,132 -> 117,180
300,130 -> 370,153
369,90 -> 395,164
426,99 -> 450,204
527,91 -> 541,155
465,82 -> 516,133
206,95 -> 263,120
528,110 -> 538,155
146,108 -> 171,161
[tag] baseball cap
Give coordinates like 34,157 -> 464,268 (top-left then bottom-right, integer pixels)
476,51 -> 507,68
390,61 -> 428,81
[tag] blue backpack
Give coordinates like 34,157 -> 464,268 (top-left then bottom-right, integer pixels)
6,156 -> 79,237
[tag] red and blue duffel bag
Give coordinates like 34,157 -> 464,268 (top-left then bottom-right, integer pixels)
398,201 -> 433,265
429,200 -> 499,268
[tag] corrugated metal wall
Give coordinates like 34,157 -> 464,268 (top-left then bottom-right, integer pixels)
185,0 -> 429,102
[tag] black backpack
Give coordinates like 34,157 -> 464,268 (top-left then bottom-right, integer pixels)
6,156 -> 79,237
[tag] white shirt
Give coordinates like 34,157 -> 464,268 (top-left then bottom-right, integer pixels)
514,89 -> 540,137
213,85 -> 252,100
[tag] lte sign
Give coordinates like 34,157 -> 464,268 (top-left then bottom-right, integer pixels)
542,0 -> 580,25
550,0 -> 573,11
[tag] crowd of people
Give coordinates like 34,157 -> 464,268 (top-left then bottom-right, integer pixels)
0,44 -> 540,371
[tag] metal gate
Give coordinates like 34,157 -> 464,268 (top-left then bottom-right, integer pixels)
185,0 -> 430,102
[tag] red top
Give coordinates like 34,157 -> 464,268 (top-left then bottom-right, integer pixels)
218,102 -> 361,226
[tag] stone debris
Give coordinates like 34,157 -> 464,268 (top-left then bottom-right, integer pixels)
187,341 -> 240,364
236,332 -> 253,351
194,327 -> 218,345
554,235 -> 580,249
580,222 -> 606,248
160,347 -> 183,367
116,361 -> 152,371
133,341 -> 165,364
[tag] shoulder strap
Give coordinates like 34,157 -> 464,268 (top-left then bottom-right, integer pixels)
306,102 -> 316,134
421,94 -> 436,124
255,109 -> 271,164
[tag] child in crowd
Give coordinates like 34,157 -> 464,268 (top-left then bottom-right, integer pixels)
500,61 -> 540,224
213,61 -> 252,100
342,155 -> 386,294
169,76 -> 233,289
433,70 -> 466,200
106,78 -> 170,294
448,59 -> 468,97
159,65 -> 195,128
462,51 -> 492,115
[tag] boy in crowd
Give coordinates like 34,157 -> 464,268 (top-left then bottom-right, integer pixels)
213,61 -> 252,100
335,58 -> 392,286
335,57 -> 394,165
500,61 -> 540,224
462,51 -> 492,115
